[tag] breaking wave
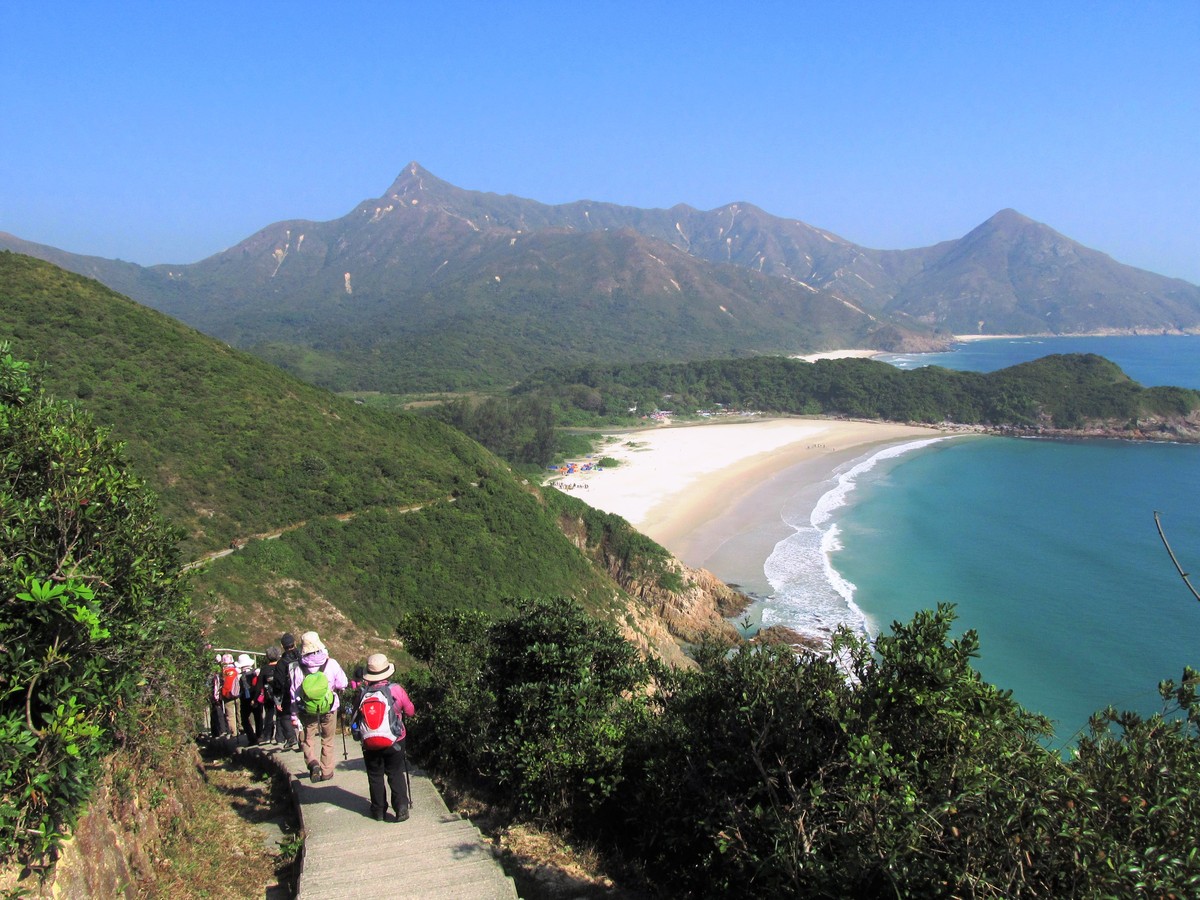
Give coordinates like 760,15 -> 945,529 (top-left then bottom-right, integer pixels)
760,437 -> 952,641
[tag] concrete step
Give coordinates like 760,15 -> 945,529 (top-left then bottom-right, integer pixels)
304,822 -> 488,861
248,743 -> 517,900
304,836 -> 495,879
300,858 -> 518,899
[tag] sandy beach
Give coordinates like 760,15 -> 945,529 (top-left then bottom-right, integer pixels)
554,418 -> 942,597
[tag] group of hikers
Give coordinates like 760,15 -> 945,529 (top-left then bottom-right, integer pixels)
208,630 -> 416,823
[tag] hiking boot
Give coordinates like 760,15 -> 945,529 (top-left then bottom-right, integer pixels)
308,762 -> 321,781
393,805 -> 409,822
370,807 -> 385,822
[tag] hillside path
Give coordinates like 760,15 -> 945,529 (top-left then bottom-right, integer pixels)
181,500 -> 441,572
257,742 -> 519,899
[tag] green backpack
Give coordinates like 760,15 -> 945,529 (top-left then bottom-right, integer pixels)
299,661 -> 334,715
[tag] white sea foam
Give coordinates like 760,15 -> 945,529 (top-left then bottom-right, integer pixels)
761,437 -> 954,640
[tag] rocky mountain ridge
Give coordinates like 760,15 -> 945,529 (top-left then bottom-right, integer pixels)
4,163 -> 1198,392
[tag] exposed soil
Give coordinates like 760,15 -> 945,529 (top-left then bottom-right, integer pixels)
432,774 -> 652,900
148,741 -> 300,899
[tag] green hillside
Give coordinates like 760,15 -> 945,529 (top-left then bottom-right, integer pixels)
0,252 -> 636,651
0,251 -> 484,554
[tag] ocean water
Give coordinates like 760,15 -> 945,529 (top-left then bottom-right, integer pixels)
878,334 -> 1200,387
762,336 -> 1200,743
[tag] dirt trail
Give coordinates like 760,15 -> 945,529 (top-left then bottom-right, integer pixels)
181,500 -> 440,572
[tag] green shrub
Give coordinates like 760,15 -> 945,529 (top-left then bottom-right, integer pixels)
402,597 -> 652,825
406,593 -> 1200,897
0,346 -> 202,864
617,606 -> 1200,897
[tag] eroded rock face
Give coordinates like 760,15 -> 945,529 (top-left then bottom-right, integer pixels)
557,509 -> 747,663
2,745 -> 200,899
625,562 -> 745,647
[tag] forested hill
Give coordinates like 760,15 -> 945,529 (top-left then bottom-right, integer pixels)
516,354 -> 1200,439
0,252 -> 732,660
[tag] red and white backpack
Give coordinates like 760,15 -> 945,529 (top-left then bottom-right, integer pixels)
356,684 -> 403,750
220,664 -> 240,700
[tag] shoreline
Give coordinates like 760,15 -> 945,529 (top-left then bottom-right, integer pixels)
950,331 -> 1200,342
559,418 -> 943,600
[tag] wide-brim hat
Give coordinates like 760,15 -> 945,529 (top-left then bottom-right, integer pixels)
236,653 -> 254,668
300,631 -> 325,655
362,653 -> 395,683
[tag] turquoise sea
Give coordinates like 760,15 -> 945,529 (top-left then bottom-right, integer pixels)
762,336 -> 1200,744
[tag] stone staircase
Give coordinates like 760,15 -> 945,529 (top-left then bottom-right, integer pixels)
256,744 -> 519,899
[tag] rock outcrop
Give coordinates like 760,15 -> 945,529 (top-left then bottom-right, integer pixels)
0,744 -> 200,898
556,508 -> 747,665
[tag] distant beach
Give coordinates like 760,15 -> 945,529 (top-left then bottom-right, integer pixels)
556,418 -> 940,600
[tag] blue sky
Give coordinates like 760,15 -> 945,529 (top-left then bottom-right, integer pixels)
3,2 -> 1197,283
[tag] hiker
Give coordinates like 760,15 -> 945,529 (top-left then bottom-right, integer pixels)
259,646 -> 281,744
208,655 -> 226,737
353,653 -> 415,822
219,653 -> 240,737
237,654 -> 259,745
249,655 -> 268,741
272,633 -> 300,750
289,631 -> 348,782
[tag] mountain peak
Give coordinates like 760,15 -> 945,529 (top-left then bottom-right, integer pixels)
985,208 -> 1035,229
383,162 -> 451,200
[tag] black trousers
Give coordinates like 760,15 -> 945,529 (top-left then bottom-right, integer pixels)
363,741 -> 409,814
260,700 -> 276,741
273,700 -> 297,744
239,699 -> 258,743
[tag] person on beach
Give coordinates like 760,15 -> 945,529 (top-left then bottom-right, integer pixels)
289,631 -> 348,782
353,653 -> 415,822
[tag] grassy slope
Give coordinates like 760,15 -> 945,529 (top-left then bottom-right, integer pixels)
0,252 -> 621,654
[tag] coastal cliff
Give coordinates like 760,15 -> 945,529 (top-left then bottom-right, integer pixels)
944,408 -> 1200,443
553,505 -> 745,664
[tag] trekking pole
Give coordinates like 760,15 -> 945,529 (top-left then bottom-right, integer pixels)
403,739 -> 413,809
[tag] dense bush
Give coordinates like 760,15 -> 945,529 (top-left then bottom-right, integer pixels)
424,394 -> 558,467
514,353 -> 1200,433
0,347 -> 203,864
406,596 -> 1200,897
401,597 -> 653,824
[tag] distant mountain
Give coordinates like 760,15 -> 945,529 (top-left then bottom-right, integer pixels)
111,163 -> 913,391
4,164 -> 1199,391
884,209 -> 1200,335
